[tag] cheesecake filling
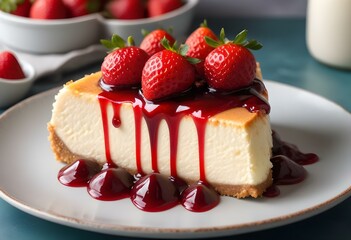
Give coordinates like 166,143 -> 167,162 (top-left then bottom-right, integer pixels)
50,75 -> 273,197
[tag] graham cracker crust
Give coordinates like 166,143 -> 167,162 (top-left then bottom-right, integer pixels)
48,123 -> 84,165
212,171 -> 272,198
48,123 -> 272,198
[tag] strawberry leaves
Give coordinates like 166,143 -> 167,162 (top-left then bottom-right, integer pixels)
160,37 -> 201,64
100,34 -> 135,52
233,30 -> 262,50
205,28 -> 263,50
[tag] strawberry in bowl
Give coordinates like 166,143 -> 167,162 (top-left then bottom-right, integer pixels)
0,51 -> 25,80
0,51 -> 36,108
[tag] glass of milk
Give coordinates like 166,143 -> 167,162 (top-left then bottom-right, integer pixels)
306,0 -> 351,69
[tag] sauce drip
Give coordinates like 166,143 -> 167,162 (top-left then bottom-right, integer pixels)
181,182 -> 220,212
58,159 -> 100,187
130,173 -> 179,212
263,131 -> 319,197
272,131 -> 319,165
88,167 -> 134,201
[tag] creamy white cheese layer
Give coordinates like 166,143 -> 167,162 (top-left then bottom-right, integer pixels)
51,86 -> 272,186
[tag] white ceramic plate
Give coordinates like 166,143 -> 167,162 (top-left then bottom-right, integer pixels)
0,81 -> 350,239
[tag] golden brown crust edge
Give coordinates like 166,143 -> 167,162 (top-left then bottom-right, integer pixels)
213,171 -> 272,198
48,123 -> 272,198
48,123 -> 84,164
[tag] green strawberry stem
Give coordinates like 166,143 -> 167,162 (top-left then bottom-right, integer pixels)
100,34 -> 136,52
205,28 -> 263,50
160,37 -> 175,50
87,0 -> 100,14
141,29 -> 150,37
200,19 -> 208,28
127,36 -> 135,47
160,37 -> 201,64
0,0 -> 24,13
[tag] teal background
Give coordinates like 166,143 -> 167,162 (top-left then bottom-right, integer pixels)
0,18 -> 351,239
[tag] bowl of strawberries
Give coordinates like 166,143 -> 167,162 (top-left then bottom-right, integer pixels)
101,0 -> 199,44
0,0 -> 198,54
0,12 -> 101,54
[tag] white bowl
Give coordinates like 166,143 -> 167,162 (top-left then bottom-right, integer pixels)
0,0 -> 198,54
0,12 -> 101,54
100,0 -> 199,44
0,60 -> 36,108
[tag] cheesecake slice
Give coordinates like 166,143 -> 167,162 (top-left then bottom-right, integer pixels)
48,68 -> 273,198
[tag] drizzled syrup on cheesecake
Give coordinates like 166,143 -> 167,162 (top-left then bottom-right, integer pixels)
98,79 -> 270,179
57,79 -> 319,212
98,79 -> 267,211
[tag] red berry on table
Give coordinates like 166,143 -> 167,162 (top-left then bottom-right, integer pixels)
105,0 -> 145,19
29,0 -> 67,19
204,29 -> 262,91
101,35 -> 149,87
185,20 -> 218,79
140,29 -> 175,56
0,0 -> 32,17
142,38 -> 199,101
147,0 -> 182,18
0,51 -> 25,80
62,0 -> 100,18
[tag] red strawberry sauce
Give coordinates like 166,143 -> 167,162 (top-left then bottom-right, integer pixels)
57,79 -> 319,212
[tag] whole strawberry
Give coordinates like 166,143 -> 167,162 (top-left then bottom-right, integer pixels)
147,0 -> 182,18
0,51 -> 25,80
105,0 -> 145,19
140,29 -> 175,56
101,35 -> 149,87
204,29 -> 262,91
62,0 -> 100,18
185,20 -> 218,79
0,0 -> 32,17
142,38 -> 199,101
30,0 -> 67,19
